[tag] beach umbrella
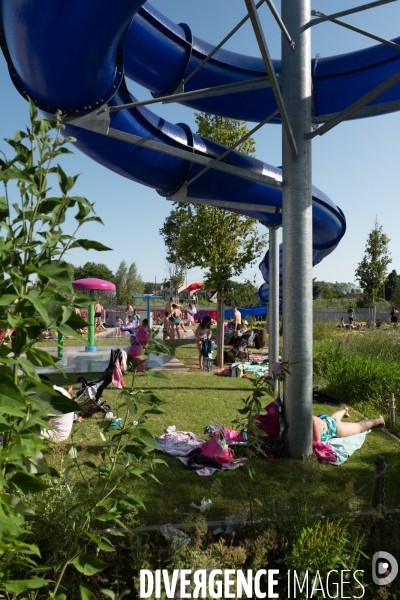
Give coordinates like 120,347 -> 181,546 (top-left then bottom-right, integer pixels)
186,282 -> 204,292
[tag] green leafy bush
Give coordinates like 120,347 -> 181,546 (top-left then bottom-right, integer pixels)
0,104 -> 169,598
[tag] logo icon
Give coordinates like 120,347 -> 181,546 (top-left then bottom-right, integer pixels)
372,551 -> 398,586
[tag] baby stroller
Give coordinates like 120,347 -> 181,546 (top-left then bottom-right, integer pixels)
231,330 -> 257,362
74,349 -> 125,418
201,338 -> 213,372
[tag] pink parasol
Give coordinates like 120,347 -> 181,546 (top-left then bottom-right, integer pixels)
72,278 -> 116,291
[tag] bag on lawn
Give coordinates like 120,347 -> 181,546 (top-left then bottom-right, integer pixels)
229,362 -> 244,378
201,426 -> 234,464
255,397 -> 285,442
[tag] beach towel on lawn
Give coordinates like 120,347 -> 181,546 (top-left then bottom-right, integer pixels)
313,430 -> 370,465
155,431 -> 246,476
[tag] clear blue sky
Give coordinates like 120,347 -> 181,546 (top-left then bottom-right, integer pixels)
1,0 -> 400,288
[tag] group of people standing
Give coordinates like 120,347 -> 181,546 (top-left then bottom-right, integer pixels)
162,298 -> 197,344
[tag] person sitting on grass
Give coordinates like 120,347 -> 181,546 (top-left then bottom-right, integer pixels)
312,407 -> 385,444
195,316 -> 212,370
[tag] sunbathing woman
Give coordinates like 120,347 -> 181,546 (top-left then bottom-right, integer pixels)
312,408 -> 385,443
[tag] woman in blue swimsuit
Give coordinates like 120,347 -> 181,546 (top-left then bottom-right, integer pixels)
312,407 -> 384,443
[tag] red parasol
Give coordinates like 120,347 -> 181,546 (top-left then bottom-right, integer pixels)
186,282 -> 204,292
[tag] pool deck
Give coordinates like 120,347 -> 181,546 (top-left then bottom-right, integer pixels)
37,345 -> 189,375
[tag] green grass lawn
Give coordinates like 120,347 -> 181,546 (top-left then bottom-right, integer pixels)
46,337 -> 400,527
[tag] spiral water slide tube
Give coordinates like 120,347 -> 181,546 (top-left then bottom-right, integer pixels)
1,0 -> 400,306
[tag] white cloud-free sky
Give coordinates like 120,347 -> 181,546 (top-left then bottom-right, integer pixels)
0,0 -> 399,288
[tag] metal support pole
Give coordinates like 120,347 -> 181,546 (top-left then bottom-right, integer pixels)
86,296 -> 96,352
388,393 -> 396,428
268,226 -> 280,394
217,292 -> 225,368
282,0 -> 313,458
147,296 -> 151,327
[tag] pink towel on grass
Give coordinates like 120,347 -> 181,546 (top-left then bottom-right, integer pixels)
313,441 -> 337,463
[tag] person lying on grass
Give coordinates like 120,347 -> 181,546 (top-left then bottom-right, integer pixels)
312,408 -> 385,444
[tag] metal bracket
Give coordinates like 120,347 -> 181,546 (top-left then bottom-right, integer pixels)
64,104 -> 110,135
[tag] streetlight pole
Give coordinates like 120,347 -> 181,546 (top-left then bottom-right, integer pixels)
281,0 -> 313,458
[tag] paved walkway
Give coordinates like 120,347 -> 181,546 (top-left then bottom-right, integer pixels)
37,345 -> 189,375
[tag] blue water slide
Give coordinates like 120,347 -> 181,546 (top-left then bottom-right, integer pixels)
125,3 -> 400,123
9,0 -> 398,303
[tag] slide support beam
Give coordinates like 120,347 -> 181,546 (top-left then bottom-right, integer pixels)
245,0 -> 298,159
282,0 -> 313,458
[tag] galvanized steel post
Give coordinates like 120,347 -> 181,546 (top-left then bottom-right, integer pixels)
281,0 -> 313,457
268,225 -> 280,392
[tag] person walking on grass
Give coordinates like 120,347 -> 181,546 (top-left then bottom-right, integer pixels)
312,407 -> 384,444
195,315 -> 212,370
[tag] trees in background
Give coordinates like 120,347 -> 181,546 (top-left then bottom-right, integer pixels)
313,280 -> 361,300
225,280 -> 259,307
355,219 -> 391,304
72,261 -> 115,283
384,269 -> 398,301
114,260 -> 144,304
159,209 -> 189,296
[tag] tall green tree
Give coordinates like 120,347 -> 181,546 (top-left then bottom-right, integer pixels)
173,113 -> 266,290
72,261 -> 115,283
355,219 -> 392,304
167,113 -> 267,365
126,261 -> 144,297
392,277 -> 400,307
114,260 -> 143,304
385,269 -> 398,301
159,210 -> 189,295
